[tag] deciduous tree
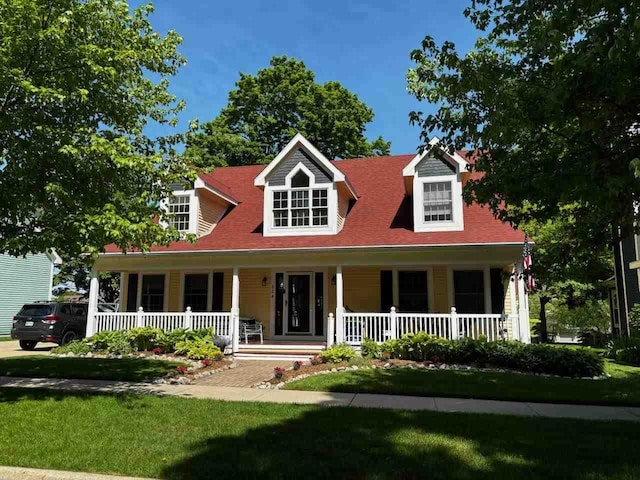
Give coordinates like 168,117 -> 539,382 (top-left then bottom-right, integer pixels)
408,0 -> 640,241
186,56 -> 390,167
0,0 -> 192,259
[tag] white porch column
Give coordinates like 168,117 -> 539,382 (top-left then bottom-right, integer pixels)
517,267 -> 531,343
86,267 -> 99,337
335,265 -> 344,344
231,267 -> 240,353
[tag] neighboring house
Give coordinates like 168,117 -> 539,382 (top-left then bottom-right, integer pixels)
89,134 -> 531,354
609,235 -> 640,336
0,252 -> 61,335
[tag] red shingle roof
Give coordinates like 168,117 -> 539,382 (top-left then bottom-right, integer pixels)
105,154 -> 523,253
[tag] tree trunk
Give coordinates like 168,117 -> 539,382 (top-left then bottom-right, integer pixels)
539,296 -> 549,343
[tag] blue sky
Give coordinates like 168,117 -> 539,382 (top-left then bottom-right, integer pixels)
136,0 -> 478,155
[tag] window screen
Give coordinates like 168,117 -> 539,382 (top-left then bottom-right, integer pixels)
423,182 -> 453,222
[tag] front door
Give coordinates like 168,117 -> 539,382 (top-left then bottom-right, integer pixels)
286,273 -> 312,334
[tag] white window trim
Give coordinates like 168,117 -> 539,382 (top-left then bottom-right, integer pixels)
413,173 -> 464,232
263,163 -> 338,237
161,189 -> 199,236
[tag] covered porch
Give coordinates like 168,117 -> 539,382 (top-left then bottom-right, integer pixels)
88,246 -> 532,352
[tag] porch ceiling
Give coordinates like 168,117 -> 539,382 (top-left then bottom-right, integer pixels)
95,244 -> 522,271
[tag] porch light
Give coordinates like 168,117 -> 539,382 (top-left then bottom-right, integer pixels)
262,276 -> 268,287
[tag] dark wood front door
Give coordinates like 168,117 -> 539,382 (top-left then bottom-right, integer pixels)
287,274 -> 312,334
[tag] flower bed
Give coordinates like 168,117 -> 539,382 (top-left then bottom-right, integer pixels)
52,327 -> 232,384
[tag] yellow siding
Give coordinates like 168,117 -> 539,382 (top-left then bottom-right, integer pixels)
336,193 -> 350,231
343,267 -> 380,312
167,271 -> 181,311
432,265 -> 449,313
238,268 -> 272,338
197,192 -> 228,236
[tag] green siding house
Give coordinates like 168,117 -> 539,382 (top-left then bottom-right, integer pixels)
0,253 -> 60,335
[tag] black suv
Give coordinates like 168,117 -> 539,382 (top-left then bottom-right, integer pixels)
11,302 -> 88,350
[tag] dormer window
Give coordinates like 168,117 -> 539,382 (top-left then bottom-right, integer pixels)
272,171 -> 329,229
255,134 -> 358,237
423,181 -> 453,223
168,194 -> 191,232
402,138 -> 468,233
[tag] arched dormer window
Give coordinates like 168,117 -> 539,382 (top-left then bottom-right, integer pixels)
272,166 -> 328,228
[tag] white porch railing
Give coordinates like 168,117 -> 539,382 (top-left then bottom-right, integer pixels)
340,307 -> 510,346
93,307 -> 233,337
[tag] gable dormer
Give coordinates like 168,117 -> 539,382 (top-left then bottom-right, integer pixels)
254,134 -> 357,237
165,177 -> 238,238
402,138 -> 468,233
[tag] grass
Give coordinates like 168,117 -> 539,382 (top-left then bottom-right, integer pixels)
0,356 -> 185,382
0,387 -> 638,480
0,336 -> 14,342
285,359 -> 640,406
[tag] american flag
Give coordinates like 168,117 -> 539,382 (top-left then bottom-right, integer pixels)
522,234 -> 535,292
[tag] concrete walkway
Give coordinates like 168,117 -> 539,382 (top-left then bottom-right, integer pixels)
0,465 -> 151,480
0,341 -> 53,358
2,376 -> 640,421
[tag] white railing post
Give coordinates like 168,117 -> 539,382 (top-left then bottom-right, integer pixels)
389,306 -> 397,340
85,267 -> 100,337
231,267 -> 240,353
136,306 -> 144,328
184,306 -> 193,330
450,307 -> 459,340
335,265 -> 345,344
327,313 -> 335,347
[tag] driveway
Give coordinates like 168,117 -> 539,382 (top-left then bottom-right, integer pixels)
0,340 -> 54,358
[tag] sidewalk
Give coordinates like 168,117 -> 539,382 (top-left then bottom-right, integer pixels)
0,466 -> 151,480
1,376 -> 639,422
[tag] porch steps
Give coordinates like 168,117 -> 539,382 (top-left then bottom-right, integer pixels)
234,353 -> 316,362
236,342 -> 326,360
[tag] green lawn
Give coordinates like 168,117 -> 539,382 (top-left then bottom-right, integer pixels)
0,388 -> 638,480
0,356 -> 185,382
0,336 -> 14,342
285,360 -> 640,406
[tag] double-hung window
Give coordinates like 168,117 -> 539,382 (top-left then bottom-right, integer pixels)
423,181 -> 453,223
272,171 -> 329,229
168,195 -> 191,232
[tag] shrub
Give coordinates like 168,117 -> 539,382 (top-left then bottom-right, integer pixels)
52,340 -> 91,356
274,367 -> 286,379
376,333 -> 604,377
628,304 -> 640,335
606,336 -> 640,366
157,328 -> 213,353
361,337 -> 383,359
127,327 -> 166,351
174,338 -> 222,360
88,330 -> 131,353
175,365 -> 188,375
578,328 -> 610,348
320,344 -> 356,363
309,355 -> 322,366
381,332 -> 451,362
104,335 -> 134,356
293,360 -> 302,371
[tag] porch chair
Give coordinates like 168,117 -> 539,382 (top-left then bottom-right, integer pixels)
239,317 -> 264,344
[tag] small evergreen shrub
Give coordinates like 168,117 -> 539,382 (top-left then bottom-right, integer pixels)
606,336 -> 640,366
52,340 -> 91,356
174,338 -> 222,360
320,344 -> 356,363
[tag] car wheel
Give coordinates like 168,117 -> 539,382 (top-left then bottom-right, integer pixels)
19,340 -> 37,351
60,330 -> 77,345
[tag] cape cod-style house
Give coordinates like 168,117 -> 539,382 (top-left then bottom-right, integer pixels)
88,134 -> 532,356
